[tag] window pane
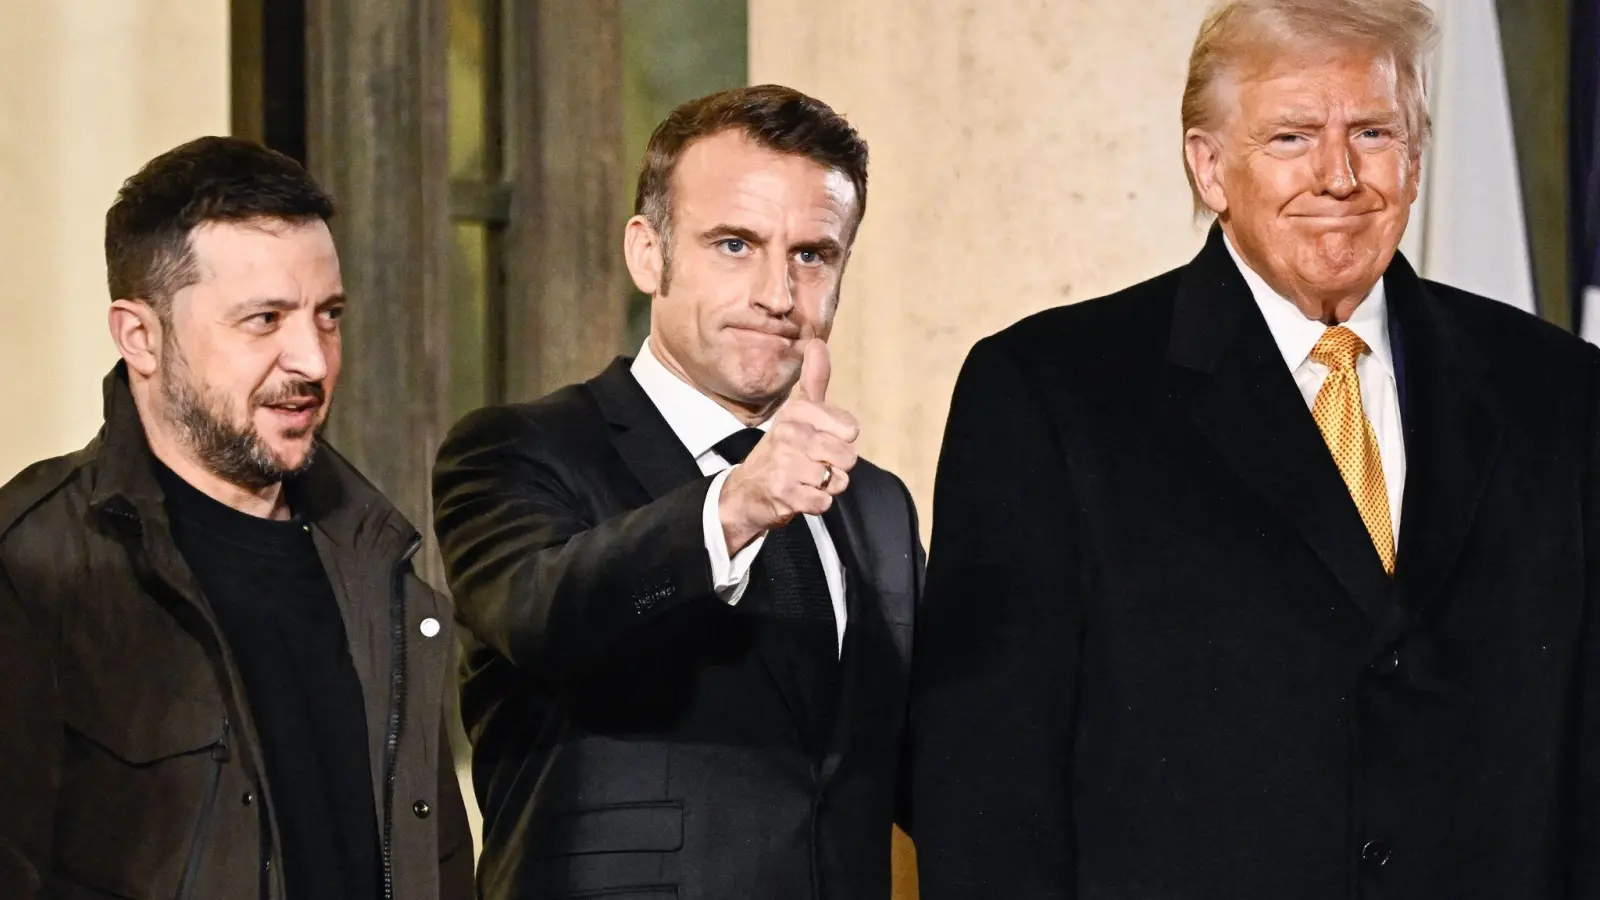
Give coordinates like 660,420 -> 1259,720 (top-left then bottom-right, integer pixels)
450,222 -> 489,418
448,0 -> 488,181
620,0 -> 747,353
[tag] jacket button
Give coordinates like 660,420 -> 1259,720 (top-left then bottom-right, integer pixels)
241,791 -> 255,806
1361,839 -> 1392,870
1371,649 -> 1401,676
413,799 -> 432,819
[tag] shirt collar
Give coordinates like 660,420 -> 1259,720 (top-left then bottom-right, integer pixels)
630,338 -> 769,460
1223,233 -> 1394,377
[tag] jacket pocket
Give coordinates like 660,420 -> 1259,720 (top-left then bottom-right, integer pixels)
66,696 -> 223,766
56,691 -> 229,900
531,801 -> 685,858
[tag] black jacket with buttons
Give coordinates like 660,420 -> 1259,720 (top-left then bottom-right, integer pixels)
911,226 -> 1600,899
0,364 -> 474,900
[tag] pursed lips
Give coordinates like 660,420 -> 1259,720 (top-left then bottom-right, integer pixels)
1289,207 -> 1380,221
1287,210 -> 1382,233
728,324 -> 801,342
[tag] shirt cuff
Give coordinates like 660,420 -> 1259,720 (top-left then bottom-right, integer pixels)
704,466 -> 767,605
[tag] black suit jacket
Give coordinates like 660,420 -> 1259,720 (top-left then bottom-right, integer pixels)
911,227 -> 1600,899
434,358 -> 923,900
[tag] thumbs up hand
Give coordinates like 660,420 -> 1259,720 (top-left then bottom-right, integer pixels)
719,339 -> 860,554
791,336 -> 833,405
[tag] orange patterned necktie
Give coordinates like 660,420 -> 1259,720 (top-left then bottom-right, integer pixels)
1310,326 -> 1395,575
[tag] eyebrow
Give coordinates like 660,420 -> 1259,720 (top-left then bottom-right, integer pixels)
1264,113 -> 1326,130
1265,111 -> 1402,131
228,294 -> 346,316
699,224 -> 766,245
699,225 -> 845,259
1347,113 -> 1403,130
228,297 -> 300,316
791,237 -> 847,260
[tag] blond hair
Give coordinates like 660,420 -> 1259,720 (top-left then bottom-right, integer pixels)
1181,0 -> 1439,214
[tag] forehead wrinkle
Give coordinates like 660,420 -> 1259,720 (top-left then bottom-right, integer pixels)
673,136 -> 855,246
1231,66 -> 1403,138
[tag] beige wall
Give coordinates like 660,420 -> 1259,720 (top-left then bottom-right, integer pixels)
750,3 -> 1214,894
751,0 -> 1214,527
0,0 -> 230,482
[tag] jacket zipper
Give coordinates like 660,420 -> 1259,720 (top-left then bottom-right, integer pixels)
175,717 -> 230,900
382,535 -> 422,900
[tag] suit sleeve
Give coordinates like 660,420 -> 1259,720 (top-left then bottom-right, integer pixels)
910,336 -> 1082,899
432,405 -> 720,681
0,560 -> 58,898
1572,349 -> 1600,897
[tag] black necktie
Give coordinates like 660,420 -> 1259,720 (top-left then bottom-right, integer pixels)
713,427 -> 839,755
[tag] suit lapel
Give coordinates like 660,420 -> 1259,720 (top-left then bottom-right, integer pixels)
589,357 -> 706,501
1171,227 -> 1396,621
1385,257 -> 1504,623
589,356 -> 813,738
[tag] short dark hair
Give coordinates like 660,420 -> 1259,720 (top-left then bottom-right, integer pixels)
633,85 -> 869,288
105,136 -> 335,318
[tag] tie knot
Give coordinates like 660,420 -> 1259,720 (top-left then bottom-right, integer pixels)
1310,326 -> 1369,371
713,427 -> 765,464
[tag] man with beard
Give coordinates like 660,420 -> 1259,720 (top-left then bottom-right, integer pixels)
0,137 -> 472,900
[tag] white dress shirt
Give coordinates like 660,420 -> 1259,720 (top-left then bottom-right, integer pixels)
630,339 -> 847,653
1224,237 -> 1407,542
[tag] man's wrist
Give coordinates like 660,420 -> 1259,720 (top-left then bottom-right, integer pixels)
717,469 -> 764,555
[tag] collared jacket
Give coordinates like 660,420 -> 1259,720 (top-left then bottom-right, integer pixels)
0,364 -> 474,900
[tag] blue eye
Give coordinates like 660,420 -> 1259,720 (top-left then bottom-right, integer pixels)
797,249 -> 820,265
720,238 -> 748,254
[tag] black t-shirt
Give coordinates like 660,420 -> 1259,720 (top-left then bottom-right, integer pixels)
157,463 -> 379,900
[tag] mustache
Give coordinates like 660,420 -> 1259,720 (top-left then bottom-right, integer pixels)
255,380 -> 326,407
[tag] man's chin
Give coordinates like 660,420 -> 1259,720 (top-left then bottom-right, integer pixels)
714,358 -> 791,399
735,374 -> 798,408
262,439 -> 318,476
1304,253 -> 1381,285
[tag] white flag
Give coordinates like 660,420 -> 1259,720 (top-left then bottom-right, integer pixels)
1404,0 -> 1538,315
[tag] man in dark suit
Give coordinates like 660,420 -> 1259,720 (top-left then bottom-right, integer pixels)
912,2 -> 1600,898
433,85 -> 922,900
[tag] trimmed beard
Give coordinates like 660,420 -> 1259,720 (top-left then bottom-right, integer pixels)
159,336 -> 323,491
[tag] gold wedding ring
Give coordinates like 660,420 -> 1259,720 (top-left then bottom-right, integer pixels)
819,463 -> 833,490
